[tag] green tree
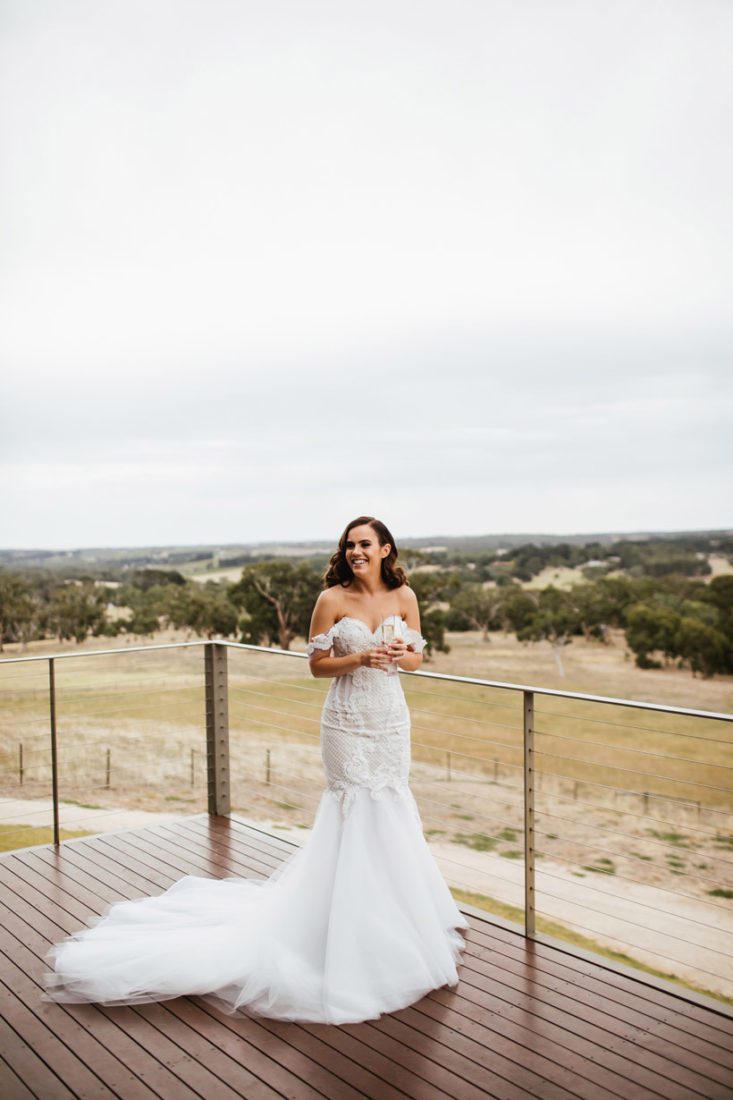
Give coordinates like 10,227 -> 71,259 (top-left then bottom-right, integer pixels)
624,601 -> 680,668
0,571 -> 36,649
500,588 -> 538,634
515,587 -> 582,677
229,561 -> 321,649
674,617 -> 730,678
152,583 -> 240,639
449,584 -> 503,640
46,582 -> 107,643
420,607 -> 450,657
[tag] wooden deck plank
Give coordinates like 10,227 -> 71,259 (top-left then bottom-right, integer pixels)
459,947 -> 732,1098
0,1052 -> 36,1100
16,866 -> 334,1099
0,1011 -> 78,1100
132,815 -> 733,1097
451,957 -> 722,1100
30,851 -> 363,1100
0,896 -> 219,1100
2,815 -> 732,1100
0,868 -> 285,1100
0,974 -> 115,1100
466,922 -> 733,1064
77,828 -> 450,1100
165,820 -> 680,1095
0,942 -> 157,1100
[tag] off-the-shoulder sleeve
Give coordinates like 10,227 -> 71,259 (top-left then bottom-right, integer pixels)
403,626 -> 427,653
307,625 -> 336,656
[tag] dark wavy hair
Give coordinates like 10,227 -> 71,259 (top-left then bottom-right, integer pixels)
323,516 -> 409,590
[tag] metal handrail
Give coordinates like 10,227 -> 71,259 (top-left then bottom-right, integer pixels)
2,637 -> 731,722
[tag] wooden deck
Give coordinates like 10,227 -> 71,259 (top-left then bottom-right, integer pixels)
1,814 -> 732,1100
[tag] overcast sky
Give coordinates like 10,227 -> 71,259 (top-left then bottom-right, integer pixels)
1,0 -> 731,548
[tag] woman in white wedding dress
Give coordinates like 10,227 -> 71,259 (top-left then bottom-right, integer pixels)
42,515 -> 469,1025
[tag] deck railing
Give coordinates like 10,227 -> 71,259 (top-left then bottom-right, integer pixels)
1,637 -> 732,1009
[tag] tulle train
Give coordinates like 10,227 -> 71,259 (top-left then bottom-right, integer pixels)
42,787 -> 469,1025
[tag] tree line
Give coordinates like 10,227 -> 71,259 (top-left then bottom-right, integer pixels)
1,546 -> 732,677
1,554 -> 730,673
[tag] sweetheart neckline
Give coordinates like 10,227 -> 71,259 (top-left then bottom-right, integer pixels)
336,615 -> 405,636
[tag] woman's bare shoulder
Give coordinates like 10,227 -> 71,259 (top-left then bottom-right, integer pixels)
314,586 -> 345,618
399,584 -> 419,622
400,584 -> 419,610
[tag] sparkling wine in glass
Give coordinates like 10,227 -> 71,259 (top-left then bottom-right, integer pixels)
382,621 -> 396,644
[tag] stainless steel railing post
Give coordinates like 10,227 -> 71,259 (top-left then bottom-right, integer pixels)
523,690 -> 535,937
205,642 -> 231,816
49,657 -> 60,846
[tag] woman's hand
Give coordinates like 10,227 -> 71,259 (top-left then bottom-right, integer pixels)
361,645 -> 393,671
386,638 -> 409,664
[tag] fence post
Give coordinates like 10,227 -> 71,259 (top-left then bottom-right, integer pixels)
205,643 -> 230,816
49,658 -> 60,846
523,690 -> 535,937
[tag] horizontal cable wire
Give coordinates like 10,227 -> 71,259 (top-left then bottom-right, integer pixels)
404,683 -> 520,713
229,685 -> 323,712
537,764 -> 733,803
231,677 -> 521,756
0,761 -> 54,777
410,711 -> 522,739
228,693 -> 321,727
411,783 -> 526,818
534,726 -> 733,769
0,715 -> 54,727
0,803 -> 159,829
532,908 -> 730,986
228,708 -> 320,743
228,666 -> 326,696
534,858 -> 733,938
55,668 -> 191,695
51,698 -> 203,723
534,833 -> 733,895
535,784 -> 733,829
535,883 -> 733,958
535,745 -> 733,794
534,806 -> 733,866
0,743 -> 54,759
410,719 -> 523,754
535,706 -> 733,745
410,735 -> 522,771
0,667 -> 51,680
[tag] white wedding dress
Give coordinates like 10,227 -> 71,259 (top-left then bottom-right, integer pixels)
42,617 -> 469,1025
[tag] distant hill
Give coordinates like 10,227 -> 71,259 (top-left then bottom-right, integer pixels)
1,529 -> 731,572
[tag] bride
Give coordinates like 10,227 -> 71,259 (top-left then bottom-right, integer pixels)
42,515 -> 469,1025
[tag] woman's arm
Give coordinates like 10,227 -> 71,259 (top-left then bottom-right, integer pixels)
307,591 -> 391,679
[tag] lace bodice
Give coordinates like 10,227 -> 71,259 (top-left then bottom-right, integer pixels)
306,615 -> 427,659
307,617 -> 427,816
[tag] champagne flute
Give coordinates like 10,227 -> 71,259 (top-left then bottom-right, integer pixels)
382,616 -> 400,672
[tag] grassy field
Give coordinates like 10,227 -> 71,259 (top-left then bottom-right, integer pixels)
0,822 -> 91,851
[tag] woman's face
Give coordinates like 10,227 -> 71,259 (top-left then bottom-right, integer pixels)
344,524 -> 390,577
